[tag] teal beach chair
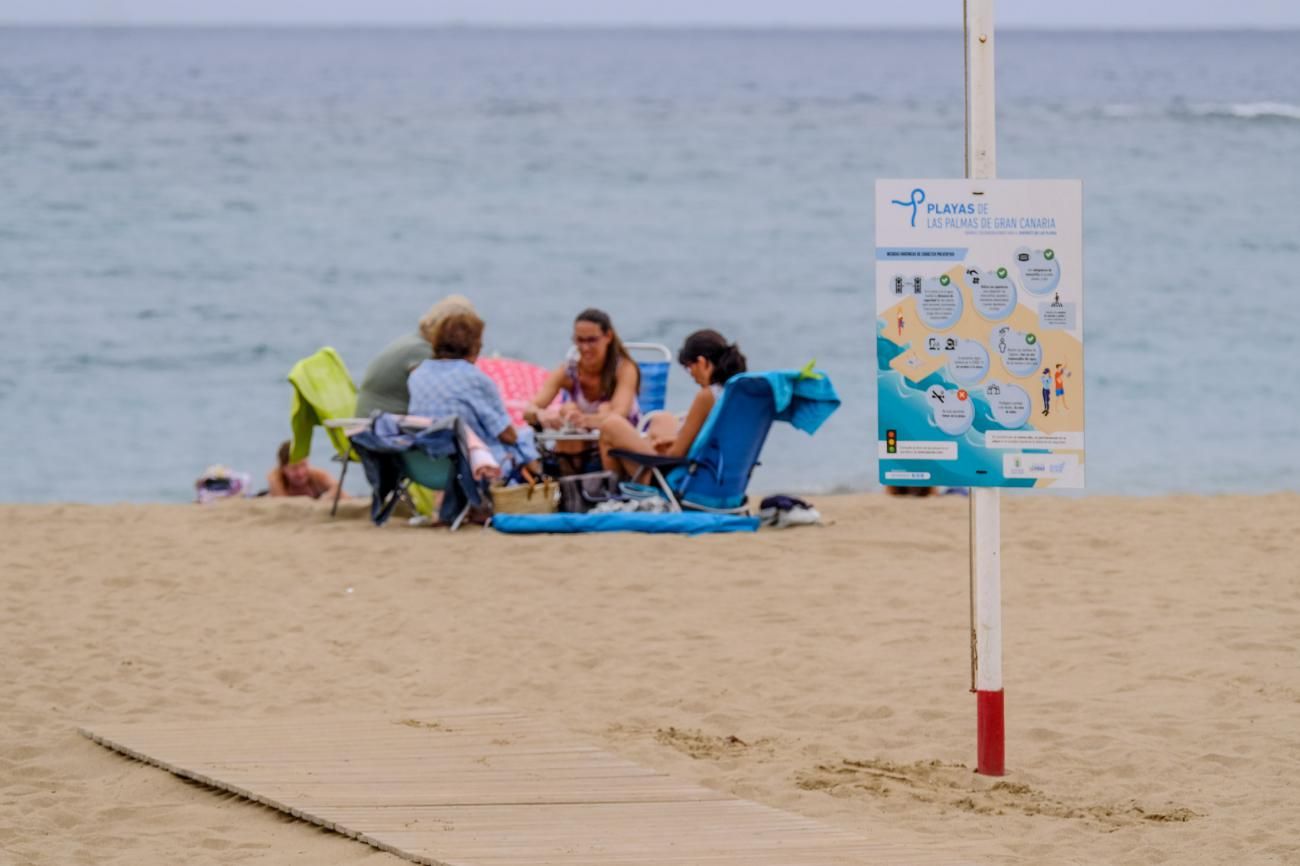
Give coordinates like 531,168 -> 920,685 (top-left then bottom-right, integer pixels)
347,415 -> 483,531
401,450 -> 471,531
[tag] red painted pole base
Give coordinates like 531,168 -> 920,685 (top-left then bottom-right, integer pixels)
976,689 -> 1005,776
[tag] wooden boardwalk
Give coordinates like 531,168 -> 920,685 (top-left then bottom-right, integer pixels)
80,709 -> 975,866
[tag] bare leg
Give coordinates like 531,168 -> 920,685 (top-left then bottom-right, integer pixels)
642,411 -> 679,444
599,415 -> 656,480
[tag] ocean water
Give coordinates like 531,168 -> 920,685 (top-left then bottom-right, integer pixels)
1,27 -> 1298,503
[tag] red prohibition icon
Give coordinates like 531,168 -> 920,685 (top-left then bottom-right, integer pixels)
957,389 -> 969,401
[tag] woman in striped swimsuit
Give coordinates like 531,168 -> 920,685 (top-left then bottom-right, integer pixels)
524,308 -> 642,472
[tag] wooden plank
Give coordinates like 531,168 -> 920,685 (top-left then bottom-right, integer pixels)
80,711 -> 976,866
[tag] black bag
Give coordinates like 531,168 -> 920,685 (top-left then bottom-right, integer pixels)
557,471 -> 620,513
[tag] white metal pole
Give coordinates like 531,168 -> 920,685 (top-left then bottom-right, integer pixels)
964,0 -> 1005,777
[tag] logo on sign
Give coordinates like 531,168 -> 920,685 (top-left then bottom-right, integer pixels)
890,188 -> 926,227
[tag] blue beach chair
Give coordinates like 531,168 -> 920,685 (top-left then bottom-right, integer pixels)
627,342 -> 672,413
610,370 -> 841,513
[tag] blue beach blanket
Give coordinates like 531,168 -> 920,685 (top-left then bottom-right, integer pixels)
491,512 -> 760,535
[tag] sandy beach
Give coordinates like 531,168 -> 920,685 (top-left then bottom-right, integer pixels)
3,493 -> 1298,865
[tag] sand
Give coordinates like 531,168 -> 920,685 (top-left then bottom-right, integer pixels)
2,493 -> 1297,865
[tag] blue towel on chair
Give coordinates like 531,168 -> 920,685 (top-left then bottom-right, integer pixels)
760,369 -> 841,433
683,370 -> 840,473
491,512 -> 760,535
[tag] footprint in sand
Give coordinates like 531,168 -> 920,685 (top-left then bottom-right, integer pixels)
795,757 -> 1200,828
654,726 -> 775,761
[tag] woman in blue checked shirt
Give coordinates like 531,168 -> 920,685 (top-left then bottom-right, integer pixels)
407,312 -> 541,479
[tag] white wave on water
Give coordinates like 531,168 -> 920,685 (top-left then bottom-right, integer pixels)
1101,101 -> 1300,122
1194,101 -> 1300,120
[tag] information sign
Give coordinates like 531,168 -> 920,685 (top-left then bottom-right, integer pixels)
876,179 -> 1084,488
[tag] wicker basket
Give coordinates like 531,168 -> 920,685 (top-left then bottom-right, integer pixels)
492,478 -> 559,514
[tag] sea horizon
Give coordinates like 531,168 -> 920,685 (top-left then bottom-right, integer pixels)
4,22 -> 1300,33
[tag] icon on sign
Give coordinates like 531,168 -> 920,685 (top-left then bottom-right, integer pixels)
1043,249 -> 1055,261
890,187 -> 926,227
956,389 -> 969,401
894,276 -> 904,295
939,274 -> 951,286
996,267 -> 1008,278
966,268 -> 980,285
929,388 -> 945,403
912,276 -> 923,293
986,383 -> 1001,396
1025,333 -> 1037,345
1017,252 -> 1030,262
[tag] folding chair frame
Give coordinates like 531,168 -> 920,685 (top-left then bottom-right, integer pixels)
397,478 -> 471,531
608,450 -> 751,516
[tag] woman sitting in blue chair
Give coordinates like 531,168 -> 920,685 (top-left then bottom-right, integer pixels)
598,329 -> 746,481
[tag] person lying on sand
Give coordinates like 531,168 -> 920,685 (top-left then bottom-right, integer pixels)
267,440 -> 345,500
598,329 -> 746,482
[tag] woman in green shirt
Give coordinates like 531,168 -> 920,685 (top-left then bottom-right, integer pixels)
355,295 -> 477,417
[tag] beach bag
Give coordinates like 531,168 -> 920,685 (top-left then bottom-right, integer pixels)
492,477 -> 558,514
194,465 -> 252,504
557,471 -> 620,514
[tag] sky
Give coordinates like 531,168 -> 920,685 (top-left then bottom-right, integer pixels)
4,0 -> 1299,29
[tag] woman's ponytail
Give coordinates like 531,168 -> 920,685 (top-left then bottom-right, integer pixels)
714,343 -> 747,384
678,329 -> 747,385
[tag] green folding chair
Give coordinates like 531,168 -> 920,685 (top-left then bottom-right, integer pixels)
286,347 -> 358,515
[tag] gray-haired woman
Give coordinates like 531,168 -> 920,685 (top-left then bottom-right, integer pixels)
354,295 -> 476,417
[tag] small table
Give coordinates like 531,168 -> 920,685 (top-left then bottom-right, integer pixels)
324,416 -> 434,434
536,429 -> 600,445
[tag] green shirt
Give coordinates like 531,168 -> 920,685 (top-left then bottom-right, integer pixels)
355,333 -> 432,417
